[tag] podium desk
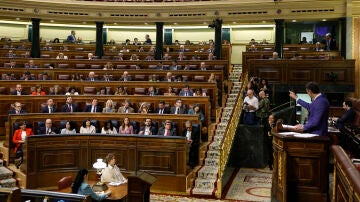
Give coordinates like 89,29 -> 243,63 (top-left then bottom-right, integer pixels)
59,180 -> 127,202
271,132 -> 330,202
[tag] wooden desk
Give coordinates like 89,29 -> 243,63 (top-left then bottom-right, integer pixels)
59,180 -> 127,201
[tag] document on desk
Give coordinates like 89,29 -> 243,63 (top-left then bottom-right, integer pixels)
278,132 -> 318,138
109,180 -> 127,186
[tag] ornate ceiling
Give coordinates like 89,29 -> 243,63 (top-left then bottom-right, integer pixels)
0,0 -> 359,25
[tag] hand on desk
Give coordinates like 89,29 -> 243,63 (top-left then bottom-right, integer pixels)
105,190 -> 112,197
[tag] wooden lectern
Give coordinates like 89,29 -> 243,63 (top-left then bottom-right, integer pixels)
271,132 -> 330,202
127,171 -> 156,202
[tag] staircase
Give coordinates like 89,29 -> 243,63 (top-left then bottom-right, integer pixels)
0,155 -> 17,189
190,65 -> 242,197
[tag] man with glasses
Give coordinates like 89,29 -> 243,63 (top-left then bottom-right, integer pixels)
11,84 -> 27,95
8,102 -> 27,114
38,119 -> 58,135
170,98 -> 187,114
157,120 -> 176,136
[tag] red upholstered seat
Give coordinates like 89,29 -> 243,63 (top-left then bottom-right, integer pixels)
57,176 -> 73,190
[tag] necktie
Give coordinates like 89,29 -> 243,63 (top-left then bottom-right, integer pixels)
69,105 -> 73,112
185,92 -> 188,96
46,129 -> 50,134
16,110 -> 19,114
159,109 -> 163,114
176,108 -> 180,114
91,106 -> 94,113
165,130 -> 170,136
49,107 -> 52,113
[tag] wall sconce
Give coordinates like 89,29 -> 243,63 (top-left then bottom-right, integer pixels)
92,158 -> 108,192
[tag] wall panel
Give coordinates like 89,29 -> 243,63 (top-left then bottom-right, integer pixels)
0,23 -> 27,40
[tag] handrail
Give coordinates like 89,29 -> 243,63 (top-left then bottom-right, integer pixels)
215,71 -> 246,198
21,189 -> 90,201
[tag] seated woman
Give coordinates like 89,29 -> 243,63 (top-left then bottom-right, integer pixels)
31,85 -> 46,96
114,86 -> 128,95
208,73 -> 217,83
101,153 -> 127,183
72,169 -> 111,201
193,88 -> 206,97
138,103 -> 150,114
49,85 -> 62,96
164,86 -> 176,96
79,119 -> 96,134
118,117 -> 134,135
65,86 -> 79,96
12,121 -> 33,168
103,99 -> 116,113
129,54 -> 139,61
60,120 -> 76,134
97,87 -> 107,95
101,120 -> 118,134
188,104 -> 205,124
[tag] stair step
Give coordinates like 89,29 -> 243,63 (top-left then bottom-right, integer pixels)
204,158 -> 219,166
194,178 -> 216,190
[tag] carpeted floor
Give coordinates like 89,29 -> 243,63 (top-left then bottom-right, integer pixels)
150,167 -> 272,202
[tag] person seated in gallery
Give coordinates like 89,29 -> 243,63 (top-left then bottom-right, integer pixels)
207,52 -> 216,60
84,98 -> 102,113
119,71 -> 132,81
154,100 -> 171,114
87,53 -> 95,60
114,86 -> 128,95
269,52 -> 280,60
56,52 -> 68,60
12,120 -> 33,168
118,117 -> 134,135
199,62 -> 208,71
9,102 -> 27,114
114,52 -> 124,61
101,120 -> 118,134
5,49 -> 16,58
144,52 -> 155,61
163,72 -> 175,82
179,84 -> 194,96
65,87 -> 79,96
118,99 -> 134,114
170,98 -> 187,114
41,98 -> 57,113
248,44 -> 258,52
299,36 -> 308,44
138,118 -> 157,135
72,169 -> 111,201
162,53 -> 172,60
177,52 -> 187,61
60,120 -> 76,134
2,73 -> 16,80
133,37 -> 141,46
188,104 -> 205,124
8,60 -> 19,68
62,96 -> 79,113
86,71 -> 98,81
314,42 -> 324,52
103,99 -> 116,113
290,52 -> 303,60
31,85 -> 46,96
38,118 -> 58,135
170,60 -> 182,70
249,38 -> 258,45
138,103 -> 150,114
39,72 -> 51,80
147,86 -> 158,96
11,84 -> 27,95
97,87 -> 107,95
182,121 -> 200,169
129,54 -> 139,61
193,88 -> 206,97
79,119 -> 96,134
157,120 -> 177,136
24,59 -> 38,68
101,73 -> 113,82
259,38 -> 268,45
332,100 -> 356,130
208,73 -> 217,83
49,85 -> 63,95
178,45 -> 186,52
20,71 -> 35,80
164,86 -> 176,96
101,153 -> 127,183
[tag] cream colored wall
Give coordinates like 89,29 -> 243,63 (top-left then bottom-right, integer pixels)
107,28 -> 156,44
0,23 -> 27,41
173,28 -> 215,43
40,26 -> 96,43
230,27 -> 275,64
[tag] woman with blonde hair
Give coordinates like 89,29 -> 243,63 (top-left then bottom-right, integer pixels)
101,153 -> 127,183
103,99 -> 116,113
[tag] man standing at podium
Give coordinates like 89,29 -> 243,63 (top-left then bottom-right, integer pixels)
289,82 -> 329,136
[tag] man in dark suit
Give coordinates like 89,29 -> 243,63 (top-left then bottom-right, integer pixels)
41,98 -> 57,113
84,98 -> 102,113
61,96 -> 78,113
157,120 -> 177,136
170,98 -> 187,114
8,102 -> 27,114
182,121 -> 200,168
101,73 -> 113,82
11,84 -> 27,95
334,100 -> 356,130
86,71 -> 98,81
67,30 -> 76,43
170,60 -> 182,70
323,33 -> 337,51
138,118 -> 158,135
289,82 -> 329,136
179,85 -> 194,96
38,118 -> 58,135
147,86 -> 158,96
119,71 -> 132,81
163,72 -> 175,82
154,101 -> 170,114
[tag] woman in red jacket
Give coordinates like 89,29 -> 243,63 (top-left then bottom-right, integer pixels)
12,121 -> 33,168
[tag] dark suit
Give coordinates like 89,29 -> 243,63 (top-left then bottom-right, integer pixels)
179,90 -> 194,96
61,103 -> 78,113
41,106 -> 57,113
297,94 -> 329,135
157,127 -> 177,136
67,34 -> 76,43
38,126 -> 58,135
8,109 -> 27,114
335,108 -> 356,130
86,78 -> 98,81
323,39 -> 337,51
147,91 -> 158,96
154,107 -> 170,114
84,105 -> 102,113
119,76 -> 132,81
139,125 -> 157,135
101,77 -> 114,81
182,125 -> 200,167
11,90 -> 27,95
170,106 -> 187,114
170,65 -> 182,71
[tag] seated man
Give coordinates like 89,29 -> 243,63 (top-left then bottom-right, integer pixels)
119,71 -> 132,81
170,60 -> 182,71
157,120 -> 177,136
41,98 -> 57,113
154,100 -> 170,114
269,52 -> 280,60
20,71 -> 35,80
38,118 -> 58,135
61,96 -> 79,113
118,99 -> 134,114
8,102 -> 27,114
163,72 -> 175,82
199,62 -> 208,71
147,86 -> 158,96
138,118 -> 157,135
179,85 -> 194,96
242,89 -> 259,125
84,98 -> 102,113
182,121 -> 200,168
56,52 -> 68,60
11,84 -> 27,95
170,98 -> 187,114
333,100 -> 356,130
86,71 -> 98,81
24,59 -> 38,69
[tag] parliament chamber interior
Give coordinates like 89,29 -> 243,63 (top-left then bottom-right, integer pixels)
0,0 -> 360,201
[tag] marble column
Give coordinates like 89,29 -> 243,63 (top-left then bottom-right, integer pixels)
155,22 -> 164,60
31,18 -> 41,58
95,21 -> 104,58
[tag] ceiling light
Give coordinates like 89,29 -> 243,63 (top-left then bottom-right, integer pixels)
322,19 -> 327,21
292,20 -> 297,22
50,20 -> 54,23
15,18 -> 20,21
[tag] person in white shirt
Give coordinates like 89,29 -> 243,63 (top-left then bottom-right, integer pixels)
101,153 -> 127,183
243,89 -> 259,125
79,119 -> 96,134
101,120 -> 118,134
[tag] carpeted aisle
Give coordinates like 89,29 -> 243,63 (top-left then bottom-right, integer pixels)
224,168 -> 272,202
